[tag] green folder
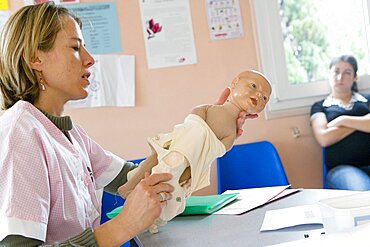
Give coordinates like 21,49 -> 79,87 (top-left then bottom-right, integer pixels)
107,205 -> 122,219
106,193 -> 239,219
180,193 -> 239,215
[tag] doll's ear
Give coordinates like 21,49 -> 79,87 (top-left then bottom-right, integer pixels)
230,76 -> 239,89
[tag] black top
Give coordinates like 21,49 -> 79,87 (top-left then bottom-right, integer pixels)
310,93 -> 370,171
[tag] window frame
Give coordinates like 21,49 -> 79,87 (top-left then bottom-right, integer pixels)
250,0 -> 370,119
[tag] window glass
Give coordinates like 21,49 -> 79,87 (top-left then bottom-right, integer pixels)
280,0 -> 370,85
252,0 -> 370,117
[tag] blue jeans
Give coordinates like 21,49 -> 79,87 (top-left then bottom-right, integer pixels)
327,165 -> 370,191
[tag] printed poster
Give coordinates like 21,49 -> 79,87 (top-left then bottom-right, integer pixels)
65,2 -> 122,54
66,55 -> 135,108
139,0 -> 197,69
206,0 -> 244,40
0,10 -> 9,31
23,0 -> 61,5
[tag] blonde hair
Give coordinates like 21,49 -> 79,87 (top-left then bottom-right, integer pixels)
0,2 -> 81,109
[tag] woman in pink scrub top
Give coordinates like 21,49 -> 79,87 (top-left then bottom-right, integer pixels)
0,2 -> 247,246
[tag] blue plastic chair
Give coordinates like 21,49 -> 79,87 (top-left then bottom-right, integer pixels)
100,158 -> 144,247
217,141 -> 289,194
322,148 -> 328,189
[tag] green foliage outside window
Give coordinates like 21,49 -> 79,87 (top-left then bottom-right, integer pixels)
279,0 -> 369,85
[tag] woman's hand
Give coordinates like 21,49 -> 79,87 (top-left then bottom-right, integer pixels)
215,88 -> 258,137
327,113 -> 370,133
95,172 -> 174,246
327,115 -> 347,128
118,153 -> 158,199
116,172 -> 174,236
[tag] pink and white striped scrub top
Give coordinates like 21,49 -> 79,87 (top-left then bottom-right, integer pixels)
0,101 -> 125,244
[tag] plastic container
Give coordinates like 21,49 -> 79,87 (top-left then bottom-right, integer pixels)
317,192 -> 370,233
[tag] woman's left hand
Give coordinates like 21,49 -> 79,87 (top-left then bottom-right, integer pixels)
327,115 -> 347,128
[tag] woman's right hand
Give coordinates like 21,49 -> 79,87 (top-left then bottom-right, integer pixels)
95,172 -> 173,246
116,172 -> 174,236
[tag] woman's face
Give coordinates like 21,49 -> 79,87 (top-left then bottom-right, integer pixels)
36,16 -> 95,106
329,61 -> 356,94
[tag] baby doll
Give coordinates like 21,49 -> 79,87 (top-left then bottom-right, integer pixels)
118,70 -> 272,232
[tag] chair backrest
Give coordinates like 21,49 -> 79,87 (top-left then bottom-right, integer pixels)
322,148 -> 328,189
217,141 -> 289,194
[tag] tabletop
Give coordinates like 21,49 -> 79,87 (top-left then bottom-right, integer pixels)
133,189 -> 357,247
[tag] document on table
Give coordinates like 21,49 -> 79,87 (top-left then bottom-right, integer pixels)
267,222 -> 370,247
260,204 -> 323,231
214,185 -> 301,215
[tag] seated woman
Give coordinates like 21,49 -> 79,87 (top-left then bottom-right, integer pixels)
310,55 -> 370,191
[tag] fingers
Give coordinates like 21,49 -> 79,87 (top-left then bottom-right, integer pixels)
144,172 -> 172,186
151,181 -> 174,195
215,87 -> 231,105
141,172 -> 174,202
236,112 -> 259,138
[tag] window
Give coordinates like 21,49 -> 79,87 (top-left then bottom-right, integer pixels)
251,0 -> 370,118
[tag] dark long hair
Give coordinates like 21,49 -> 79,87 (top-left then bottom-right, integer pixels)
329,55 -> 358,92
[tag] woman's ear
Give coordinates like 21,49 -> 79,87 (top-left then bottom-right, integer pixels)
28,51 -> 44,72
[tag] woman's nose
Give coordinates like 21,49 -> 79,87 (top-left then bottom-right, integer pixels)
82,47 -> 95,68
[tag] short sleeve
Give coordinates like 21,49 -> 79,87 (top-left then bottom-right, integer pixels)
0,124 -> 50,241
310,100 -> 327,122
310,100 -> 324,116
362,93 -> 370,106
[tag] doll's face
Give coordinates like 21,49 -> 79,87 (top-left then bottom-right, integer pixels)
230,71 -> 272,114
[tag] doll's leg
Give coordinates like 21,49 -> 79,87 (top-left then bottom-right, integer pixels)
151,150 -> 190,221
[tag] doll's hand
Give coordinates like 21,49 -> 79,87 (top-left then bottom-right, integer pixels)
215,88 -> 258,137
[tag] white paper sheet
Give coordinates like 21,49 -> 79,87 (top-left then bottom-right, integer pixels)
267,222 -> 370,247
24,0 -> 61,5
66,54 -> 135,108
214,185 -> 300,215
0,10 -> 9,31
260,204 -> 323,231
139,0 -> 197,69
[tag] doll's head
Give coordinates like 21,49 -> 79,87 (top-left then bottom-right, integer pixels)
229,70 -> 272,114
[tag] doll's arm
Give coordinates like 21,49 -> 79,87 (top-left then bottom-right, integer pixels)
118,152 -> 158,198
191,104 -> 209,120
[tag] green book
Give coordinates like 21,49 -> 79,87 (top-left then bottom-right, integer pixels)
180,193 -> 239,215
